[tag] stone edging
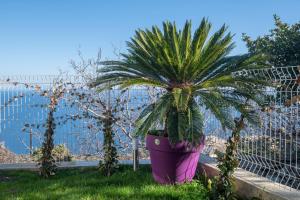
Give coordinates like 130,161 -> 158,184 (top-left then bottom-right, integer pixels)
199,156 -> 300,200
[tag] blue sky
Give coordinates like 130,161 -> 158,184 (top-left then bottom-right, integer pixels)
0,0 -> 300,75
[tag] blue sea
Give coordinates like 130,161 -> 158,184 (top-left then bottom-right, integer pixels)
0,89 -> 221,155
0,89 -> 152,155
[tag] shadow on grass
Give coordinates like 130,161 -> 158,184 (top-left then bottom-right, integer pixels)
0,165 -> 208,200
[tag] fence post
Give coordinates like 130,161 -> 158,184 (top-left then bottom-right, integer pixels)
133,137 -> 139,171
29,128 -> 33,155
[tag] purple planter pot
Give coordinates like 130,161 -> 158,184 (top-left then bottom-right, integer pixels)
146,134 -> 205,184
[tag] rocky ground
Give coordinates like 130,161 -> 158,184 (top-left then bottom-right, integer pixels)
0,146 -> 35,163
0,145 -> 149,164
0,146 -> 18,163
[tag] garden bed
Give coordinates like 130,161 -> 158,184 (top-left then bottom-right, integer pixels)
0,165 -> 209,200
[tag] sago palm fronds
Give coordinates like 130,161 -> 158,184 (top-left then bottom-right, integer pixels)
92,18 -> 270,145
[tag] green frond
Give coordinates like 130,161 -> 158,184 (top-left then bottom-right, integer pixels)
136,103 -> 155,122
172,87 -> 192,112
167,107 -> 185,143
198,91 -> 235,130
134,94 -> 172,136
119,78 -> 166,89
180,20 -> 192,66
186,99 -> 204,145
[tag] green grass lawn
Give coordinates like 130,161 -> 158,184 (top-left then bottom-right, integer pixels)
0,165 -> 209,200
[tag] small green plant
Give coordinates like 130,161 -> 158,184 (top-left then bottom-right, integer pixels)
211,116 -> 245,200
32,144 -> 72,162
38,80 -> 67,178
39,102 -> 57,178
98,109 -> 118,176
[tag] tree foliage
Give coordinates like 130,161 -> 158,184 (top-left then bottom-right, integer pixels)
243,15 -> 300,101
39,102 -> 57,177
98,109 -> 119,176
39,81 -> 66,178
243,15 -> 300,67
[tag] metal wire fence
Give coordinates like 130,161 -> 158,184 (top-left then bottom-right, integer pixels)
232,66 -> 300,190
0,75 -> 162,163
0,67 -> 300,191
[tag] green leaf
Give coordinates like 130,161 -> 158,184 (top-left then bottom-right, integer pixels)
134,93 -> 172,136
172,87 -> 191,112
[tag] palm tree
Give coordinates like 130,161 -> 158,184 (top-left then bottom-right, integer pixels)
93,18 -> 269,146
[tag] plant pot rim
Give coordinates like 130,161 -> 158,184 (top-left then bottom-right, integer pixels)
146,133 -> 205,144
146,134 -> 205,153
